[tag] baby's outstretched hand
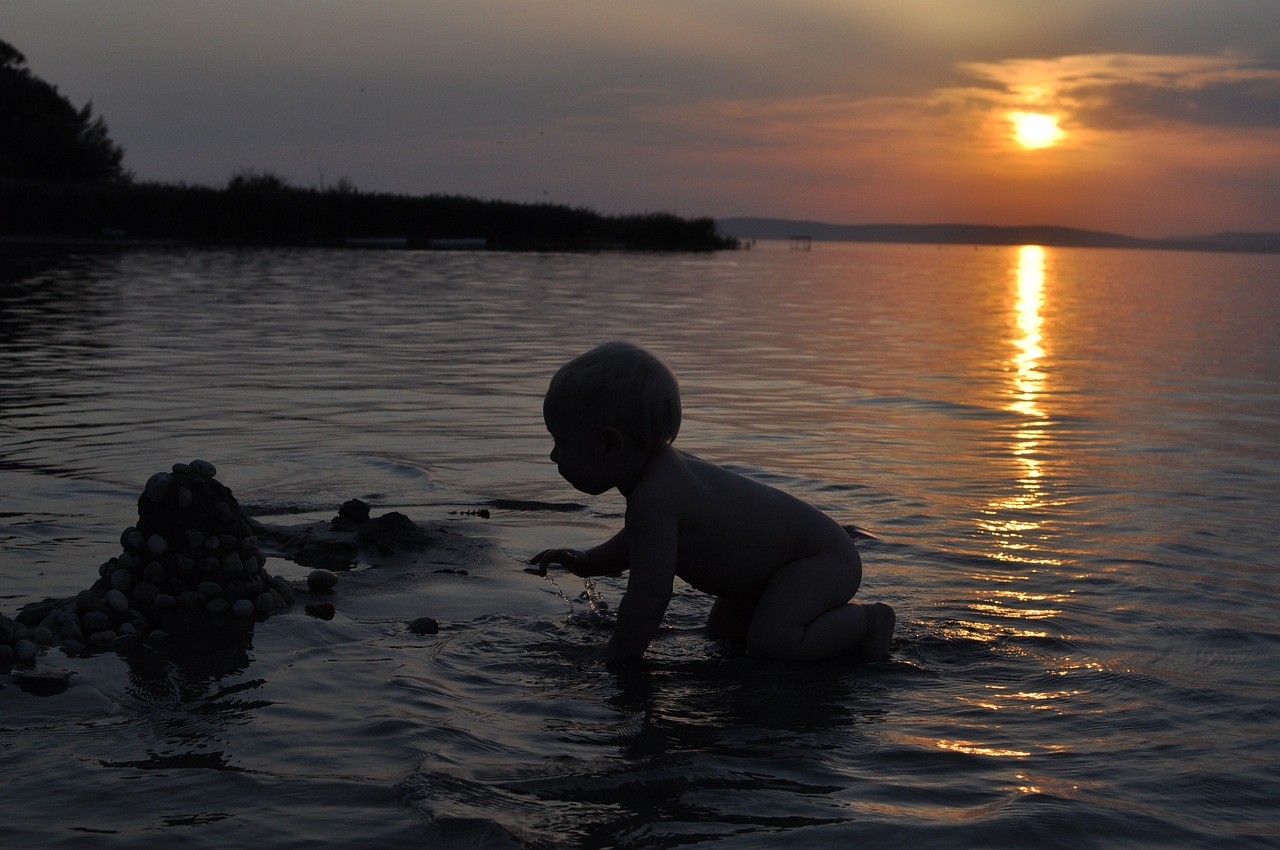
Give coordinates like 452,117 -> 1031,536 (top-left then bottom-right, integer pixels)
528,548 -> 589,577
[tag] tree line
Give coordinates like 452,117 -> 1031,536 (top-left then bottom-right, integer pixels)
0,38 -> 734,252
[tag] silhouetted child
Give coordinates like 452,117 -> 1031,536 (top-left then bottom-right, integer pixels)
530,341 -> 894,663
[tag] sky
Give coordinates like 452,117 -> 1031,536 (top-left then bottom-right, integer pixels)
5,0 -> 1280,237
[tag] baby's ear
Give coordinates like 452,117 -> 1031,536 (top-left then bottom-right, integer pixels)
599,426 -> 626,457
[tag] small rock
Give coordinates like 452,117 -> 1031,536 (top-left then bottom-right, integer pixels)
143,471 -> 172,502
408,617 -> 439,635
14,639 -> 38,663
196,581 -> 222,597
146,534 -> 168,556
253,592 -> 277,615
305,602 -> 335,620
105,589 -> 129,613
82,611 -> 110,632
232,599 -> 255,618
110,568 -> 133,593
268,575 -> 294,604
205,598 -> 230,615
307,569 -> 338,592
176,590 -> 205,609
131,582 -> 160,606
121,527 -> 144,551
189,459 -> 216,477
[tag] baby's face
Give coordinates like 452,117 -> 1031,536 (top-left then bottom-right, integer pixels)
544,403 -> 614,495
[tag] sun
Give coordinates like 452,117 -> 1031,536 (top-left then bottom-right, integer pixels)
1010,111 -> 1064,149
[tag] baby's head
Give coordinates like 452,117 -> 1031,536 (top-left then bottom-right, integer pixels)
544,341 -> 681,454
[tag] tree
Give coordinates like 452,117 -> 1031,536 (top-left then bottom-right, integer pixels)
0,37 -> 128,182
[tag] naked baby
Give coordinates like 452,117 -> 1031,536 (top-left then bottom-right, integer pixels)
530,341 -> 894,663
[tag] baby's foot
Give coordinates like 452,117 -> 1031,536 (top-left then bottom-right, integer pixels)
853,602 -> 895,662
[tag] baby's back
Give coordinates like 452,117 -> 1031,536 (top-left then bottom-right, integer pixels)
654,449 -> 855,598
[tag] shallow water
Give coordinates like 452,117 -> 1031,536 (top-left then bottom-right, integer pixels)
2,242 -> 1278,847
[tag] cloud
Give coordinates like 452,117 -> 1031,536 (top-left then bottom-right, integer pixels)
957,53 -> 1280,130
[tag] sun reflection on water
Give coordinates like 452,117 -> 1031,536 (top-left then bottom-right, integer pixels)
976,245 -> 1062,567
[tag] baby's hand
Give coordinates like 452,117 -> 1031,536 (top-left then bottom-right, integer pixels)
528,548 -> 589,577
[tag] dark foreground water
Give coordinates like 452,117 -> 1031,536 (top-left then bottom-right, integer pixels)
2,243 -> 1278,848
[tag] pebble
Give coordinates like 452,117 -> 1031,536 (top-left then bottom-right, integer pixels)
305,602 -> 335,620
253,593 -> 277,615
14,639 -> 38,663
143,471 -> 172,502
82,611 -> 110,633
147,534 -> 168,556
176,591 -> 205,609
408,617 -> 439,635
268,576 -> 294,604
110,568 -> 133,593
232,599 -> 255,619
105,588 -> 129,613
189,458 -> 216,476
307,569 -> 338,592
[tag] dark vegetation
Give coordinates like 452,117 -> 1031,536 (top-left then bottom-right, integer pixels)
0,38 -> 735,252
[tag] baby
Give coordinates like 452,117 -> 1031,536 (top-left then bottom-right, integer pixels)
530,341 -> 894,663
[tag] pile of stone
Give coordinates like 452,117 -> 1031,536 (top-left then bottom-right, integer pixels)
1,460 -> 294,669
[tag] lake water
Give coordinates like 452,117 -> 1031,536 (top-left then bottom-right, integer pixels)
1,242 -> 1278,848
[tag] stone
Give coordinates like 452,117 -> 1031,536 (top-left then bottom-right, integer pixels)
408,617 -> 439,635
14,638 -> 39,662
196,581 -> 222,597
143,472 -> 172,502
189,459 -> 216,477
143,561 -> 166,584
105,589 -> 129,613
82,611 -> 110,633
305,602 -> 335,620
232,599 -> 255,619
131,582 -> 160,606
176,591 -> 205,609
268,576 -> 294,604
110,568 -> 133,593
307,569 -> 338,592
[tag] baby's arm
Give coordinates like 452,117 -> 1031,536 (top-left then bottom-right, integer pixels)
530,528 -> 629,577
605,499 -> 677,661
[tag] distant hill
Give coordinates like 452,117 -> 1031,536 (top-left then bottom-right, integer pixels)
716,217 -> 1280,255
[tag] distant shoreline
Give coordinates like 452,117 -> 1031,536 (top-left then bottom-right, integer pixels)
718,217 -> 1280,256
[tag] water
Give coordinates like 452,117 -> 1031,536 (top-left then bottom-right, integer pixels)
2,242 -> 1278,847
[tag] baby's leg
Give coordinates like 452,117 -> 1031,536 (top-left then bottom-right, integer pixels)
746,548 -> 892,661
706,596 -> 756,641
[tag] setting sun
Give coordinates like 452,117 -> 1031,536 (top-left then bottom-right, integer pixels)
1010,111 -> 1064,149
